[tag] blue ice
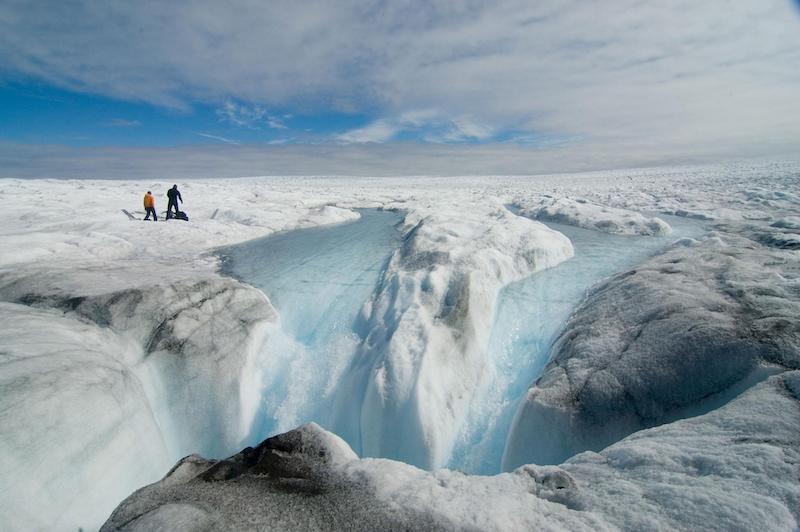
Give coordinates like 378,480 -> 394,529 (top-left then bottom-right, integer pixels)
222,209 -> 706,473
220,209 -> 403,445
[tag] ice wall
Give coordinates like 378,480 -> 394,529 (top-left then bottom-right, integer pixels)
0,276 -> 277,531
447,215 -> 706,473
219,209 -> 402,441
0,303 -> 171,531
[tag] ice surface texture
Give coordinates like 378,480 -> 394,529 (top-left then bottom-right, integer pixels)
504,231 -> 800,469
103,372 -> 800,531
514,196 -> 672,236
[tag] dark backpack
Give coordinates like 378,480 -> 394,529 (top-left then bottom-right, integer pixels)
174,210 -> 189,221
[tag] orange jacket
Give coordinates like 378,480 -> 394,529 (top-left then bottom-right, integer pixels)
143,193 -> 155,209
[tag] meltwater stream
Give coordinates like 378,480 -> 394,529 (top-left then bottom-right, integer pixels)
220,209 -> 403,444
220,209 -> 706,474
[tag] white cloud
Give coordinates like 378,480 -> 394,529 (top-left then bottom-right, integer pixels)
266,117 -> 287,130
436,118 -> 494,142
216,101 -> 286,130
1,1 -> 799,162
337,119 -> 399,143
216,101 -> 266,129
338,111 -> 494,144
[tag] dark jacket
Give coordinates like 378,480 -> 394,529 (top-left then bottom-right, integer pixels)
167,188 -> 182,203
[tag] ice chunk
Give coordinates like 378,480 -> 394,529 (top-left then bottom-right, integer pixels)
102,423 -> 606,531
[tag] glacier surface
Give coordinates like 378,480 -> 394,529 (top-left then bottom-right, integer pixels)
0,161 -> 799,530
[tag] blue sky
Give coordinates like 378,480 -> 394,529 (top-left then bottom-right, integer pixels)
1,0 -> 799,177
0,82 -> 372,147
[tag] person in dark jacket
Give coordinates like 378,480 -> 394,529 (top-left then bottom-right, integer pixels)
166,185 -> 182,219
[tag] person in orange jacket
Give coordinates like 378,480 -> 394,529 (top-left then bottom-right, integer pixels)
143,191 -> 157,221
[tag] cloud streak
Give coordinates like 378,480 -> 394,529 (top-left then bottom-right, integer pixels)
196,132 -> 240,145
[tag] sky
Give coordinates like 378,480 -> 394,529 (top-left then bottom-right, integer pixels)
1,0 -> 799,178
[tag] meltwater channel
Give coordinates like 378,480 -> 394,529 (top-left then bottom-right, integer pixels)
219,208 -> 706,474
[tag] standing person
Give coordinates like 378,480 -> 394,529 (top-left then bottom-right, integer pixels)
166,184 -> 182,219
143,191 -> 157,221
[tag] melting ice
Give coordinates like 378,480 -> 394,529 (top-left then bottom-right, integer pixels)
221,209 -> 706,473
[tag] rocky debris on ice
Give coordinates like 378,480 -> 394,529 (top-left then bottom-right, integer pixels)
103,423 -> 601,532
104,373 -> 800,531
503,232 -> 800,469
513,196 -> 671,236
332,201 -> 574,469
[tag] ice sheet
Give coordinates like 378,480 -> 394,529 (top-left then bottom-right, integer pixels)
1,161 -> 799,530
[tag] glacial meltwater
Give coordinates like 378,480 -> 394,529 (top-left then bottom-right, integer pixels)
220,209 -> 404,444
220,209 -> 706,474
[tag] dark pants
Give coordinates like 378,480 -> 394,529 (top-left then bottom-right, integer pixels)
144,207 -> 157,221
167,200 -> 179,219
